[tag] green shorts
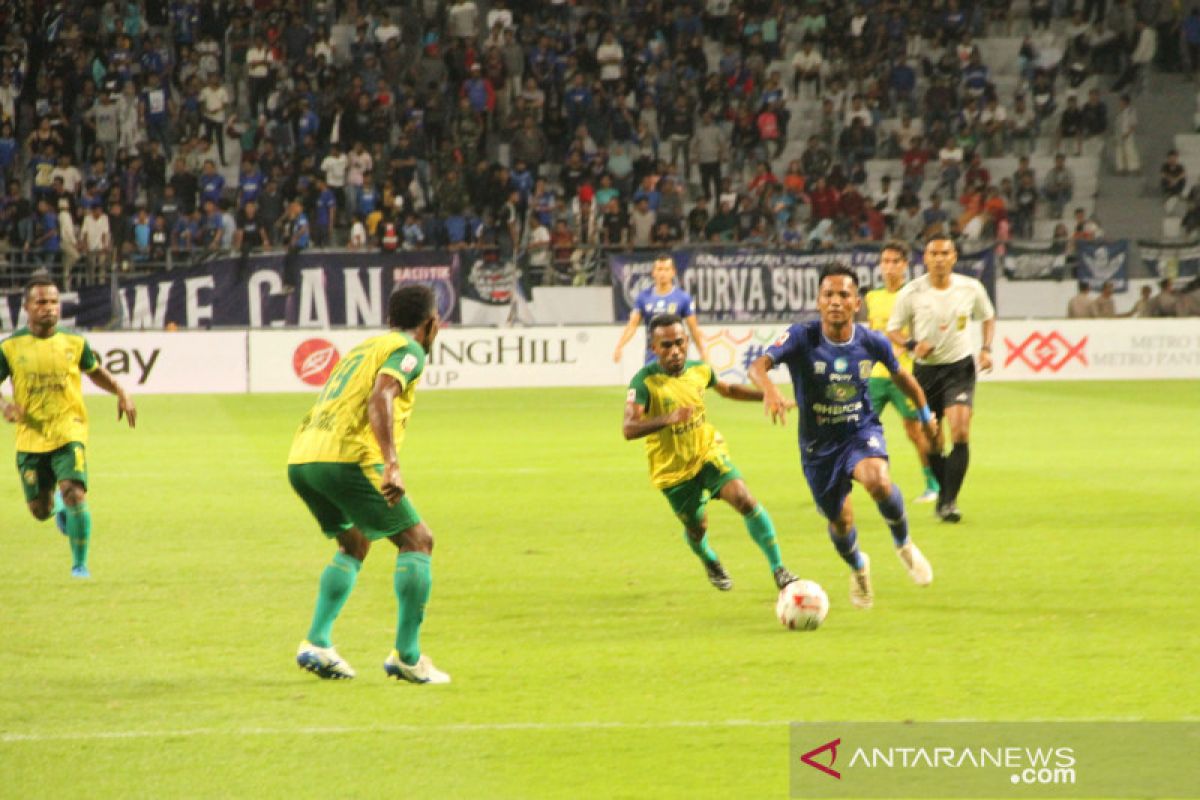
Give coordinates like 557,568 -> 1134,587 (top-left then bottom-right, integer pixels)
868,377 -> 918,421
660,457 -> 743,529
16,442 -> 88,503
288,462 -> 422,541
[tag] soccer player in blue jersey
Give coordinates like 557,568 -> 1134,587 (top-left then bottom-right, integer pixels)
748,264 -> 937,609
613,254 -> 707,364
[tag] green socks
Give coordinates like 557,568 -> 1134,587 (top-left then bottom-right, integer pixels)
923,467 -> 941,494
394,552 -> 432,665
65,502 -> 92,569
683,530 -> 719,565
306,552 -> 362,648
744,504 -> 783,572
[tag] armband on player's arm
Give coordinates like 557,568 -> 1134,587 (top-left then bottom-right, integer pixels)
905,339 -> 918,353
916,405 -> 933,424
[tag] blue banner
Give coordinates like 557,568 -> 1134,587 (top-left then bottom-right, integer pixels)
0,251 -> 462,331
1075,240 -> 1130,291
610,246 -> 997,322
1139,241 -> 1200,280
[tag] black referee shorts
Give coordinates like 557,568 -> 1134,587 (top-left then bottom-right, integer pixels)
913,356 -> 976,418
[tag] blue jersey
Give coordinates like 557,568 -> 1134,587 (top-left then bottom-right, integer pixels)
635,285 -> 694,335
764,320 -> 899,455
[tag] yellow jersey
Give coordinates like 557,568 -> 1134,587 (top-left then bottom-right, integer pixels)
0,328 -> 100,453
287,332 -> 426,466
628,360 -> 730,489
864,285 -> 913,378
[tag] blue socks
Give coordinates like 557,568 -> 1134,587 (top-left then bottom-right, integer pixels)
828,525 -> 865,570
875,485 -> 910,547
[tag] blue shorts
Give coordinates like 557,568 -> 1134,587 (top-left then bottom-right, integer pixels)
801,427 -> 889,520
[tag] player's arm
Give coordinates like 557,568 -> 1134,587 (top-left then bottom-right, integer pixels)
684,314 -> 707,361
747,354 -> 790,425
978,317 -> 995,372
367,372 -> 406,504
886,291 -> 930,359
85,366 -> 137,427
622,398 -> 692,440
714,378 -> 796,408
612,308 -> 643,362
0,352 -> 19,422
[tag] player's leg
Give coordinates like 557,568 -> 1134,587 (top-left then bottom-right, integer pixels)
852,456 -> 932,586
50,443 -> 91,577
887,378 -> 940,501
289,463 -> 365,679
828,497 -> 874,609
715,477 -> 794,588
383,518 -> 448,683
912,364 -> 949,504
939,403 -> 973,521
664,476 -> 730,590
18,451 -> 55,521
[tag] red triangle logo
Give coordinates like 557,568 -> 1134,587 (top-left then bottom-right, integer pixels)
800,738 -> 842,780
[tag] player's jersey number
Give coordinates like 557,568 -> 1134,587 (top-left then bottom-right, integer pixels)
318,354 -> 365,403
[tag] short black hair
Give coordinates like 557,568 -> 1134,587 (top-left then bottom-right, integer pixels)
649,313 -> 683,334
818,263 -> 858,287
1078,280 -> 1091,292
389,284 -> 436,329
925,233 -> 956,247
24,275 -> 58,300
881,240 -> 909,260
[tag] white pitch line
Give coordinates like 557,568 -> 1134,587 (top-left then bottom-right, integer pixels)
5,717 -> 1191,744
0,718 -> 790,744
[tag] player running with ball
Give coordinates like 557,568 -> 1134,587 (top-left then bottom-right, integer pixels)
624,313 -> 799,593
748,265 -> 936,609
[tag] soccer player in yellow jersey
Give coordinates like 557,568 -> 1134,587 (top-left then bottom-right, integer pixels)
0,277 -> 137,578
288,285 -> 449,684
624,313 -> 799,593
862,243 -> 940,503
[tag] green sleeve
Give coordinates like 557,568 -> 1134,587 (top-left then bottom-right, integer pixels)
379,341 -> 426,389
79,338 -> 100,372
706,363 -> 717,388
627,368 -> 650,408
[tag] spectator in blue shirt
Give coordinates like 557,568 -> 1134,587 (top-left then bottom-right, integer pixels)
199,160 -> 225,206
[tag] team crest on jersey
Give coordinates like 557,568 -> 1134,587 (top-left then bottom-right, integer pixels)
22,470 -> 37,486
859,361 -> 871,380
773,331 -> 790,347
833,357 -> 848,373
826,383 -> 857,402
400,353 -> 418,374
814,361 -> 826,374
668,303 -> 677,313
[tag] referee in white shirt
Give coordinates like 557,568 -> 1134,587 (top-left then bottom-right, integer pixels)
886,235 -> 995,522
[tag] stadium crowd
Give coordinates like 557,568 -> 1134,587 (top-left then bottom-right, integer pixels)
0,0 -> 1196,313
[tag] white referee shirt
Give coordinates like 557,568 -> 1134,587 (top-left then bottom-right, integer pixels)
887,273 -> 995,365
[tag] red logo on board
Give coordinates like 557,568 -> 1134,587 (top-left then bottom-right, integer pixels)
293,339 -> 341,385
800,738 -> 843,780
1005,332 -> 1088,373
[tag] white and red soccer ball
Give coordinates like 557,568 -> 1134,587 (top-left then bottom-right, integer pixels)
776,580 -> 830,631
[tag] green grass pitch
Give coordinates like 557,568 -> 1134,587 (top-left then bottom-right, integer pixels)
0,381 -> 1197,798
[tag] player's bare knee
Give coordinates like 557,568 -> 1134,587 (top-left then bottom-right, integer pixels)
59,481 -> 86,507
729,487 -> 757,515
336,528 -> 371,561
684,522 -> 707,542
28,501 -> 52,521
395,522 -> 433,554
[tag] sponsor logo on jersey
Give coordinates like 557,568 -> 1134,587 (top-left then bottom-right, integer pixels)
859,361 -> 871,380
400,353 -> 418,374
293,338 -> 340,386
833,357 -> 848,373
814,360 -> 826,374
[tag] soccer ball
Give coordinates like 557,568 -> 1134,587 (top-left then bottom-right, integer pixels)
776,580 -> 830,631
